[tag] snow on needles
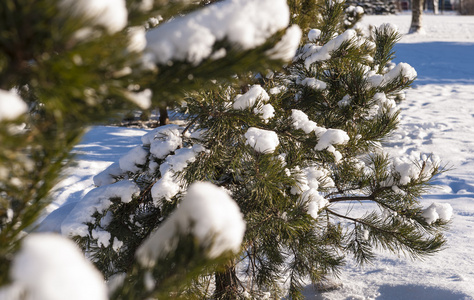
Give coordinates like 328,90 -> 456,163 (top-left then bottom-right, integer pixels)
291,109 -> 317,134
384,62 -> 417,83
304,29 -> 357,68
0,89 -> 28,121
119,146 -> 148,173
266,24 -> 302,61
245,127 -> 279,153
291,109 -> 350,161
422,203 -> 453,224
136,182 -> 245,266
5,233 -> 107,300
145,0 -> 294,65
58,0 -> 127,34
61,180 -> 140,237
233,85 -> 270,110
233,84 -> 276,122
151,144 -> 206,206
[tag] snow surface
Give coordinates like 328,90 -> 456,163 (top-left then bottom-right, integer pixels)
37,13 -> 474,300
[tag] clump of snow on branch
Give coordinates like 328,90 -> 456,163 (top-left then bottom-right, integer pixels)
142,124 -> 181,145
367,72 -> 384,87
392,154 -> 440,185
144,125 -> 183,159
304,189 -> 329,219
245,127 -> 279,153
291,109 -> 317,134
151,144 -> 207,206
0,89 -> 28,121
315,129 -> 350,162
61,180 -> 140,237
146,0 -> 295,65
58,0 -> 128,34
422,203 -> 453,224
6,233 -> 107,300
383,62 -> 417,83
291,166 -> 334,195
266,24 -> 302,61
93,162 -> 123,186
151,171 -> 181,206
367,92 -> 397,118
91,229 -> 112,248
315,129 -> 350,149
119,146 -> 148,173
233,85 -> 270,110
127,26 -> 147,53
299,77 -> 327,90
392,158 -> 420,185
377,23 -> 399,35
136,182 -> 246,266
123,89 -> 152,110
290,166 -> 331,218
304,166 -> 335,190
291,109 -> 349,161
304,29 -> 357,68
346,5 -> 364,15
338,94 -> 352,107
254,104 -> 275,122
308,29 -> 321,42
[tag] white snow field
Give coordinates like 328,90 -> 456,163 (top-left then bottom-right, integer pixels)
38,13 -> 474,300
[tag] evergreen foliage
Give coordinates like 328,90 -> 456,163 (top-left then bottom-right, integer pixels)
0,0 -> 450,299
58,1 -> 449,300
0,0 -> 299,298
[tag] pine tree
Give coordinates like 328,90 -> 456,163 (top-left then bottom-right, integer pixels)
54,1 -> 451,299
0,0 -> 301,299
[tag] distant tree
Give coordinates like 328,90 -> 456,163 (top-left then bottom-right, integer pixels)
410,0 -> 425,33
459,0 -> 474,14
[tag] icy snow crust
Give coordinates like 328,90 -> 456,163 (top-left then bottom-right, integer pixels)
146,0 -> 292,65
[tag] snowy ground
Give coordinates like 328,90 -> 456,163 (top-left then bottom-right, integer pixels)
302,14 -> 474,300
39,13 -> 474,300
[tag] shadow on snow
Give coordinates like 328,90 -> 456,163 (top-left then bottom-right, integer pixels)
394,42 -> 474,85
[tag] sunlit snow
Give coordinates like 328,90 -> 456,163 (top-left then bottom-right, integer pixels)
36,12 -> 474,300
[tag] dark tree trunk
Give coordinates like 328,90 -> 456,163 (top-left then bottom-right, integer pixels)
214,264 -> 238,300
409,0 -> 424,33
158,105 -> 169,126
